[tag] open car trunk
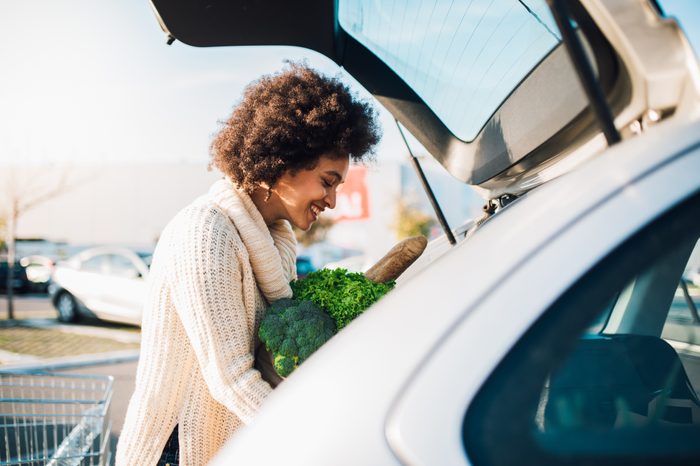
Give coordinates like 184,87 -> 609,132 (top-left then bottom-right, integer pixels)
150,0 -> 700,202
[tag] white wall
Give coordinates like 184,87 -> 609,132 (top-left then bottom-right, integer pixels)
15,163 -> 222,247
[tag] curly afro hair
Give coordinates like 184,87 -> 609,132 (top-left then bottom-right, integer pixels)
209,63 -> 382,194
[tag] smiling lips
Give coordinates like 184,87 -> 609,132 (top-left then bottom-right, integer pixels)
310,204 -> 323,220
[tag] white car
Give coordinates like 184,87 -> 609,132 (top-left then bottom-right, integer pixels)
150,0 -> 700,464
49,246 -> 151,325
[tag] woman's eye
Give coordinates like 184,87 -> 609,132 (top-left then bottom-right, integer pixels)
322,179 -> 333,188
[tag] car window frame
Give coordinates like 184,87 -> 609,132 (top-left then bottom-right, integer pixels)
463,188 -> 700,466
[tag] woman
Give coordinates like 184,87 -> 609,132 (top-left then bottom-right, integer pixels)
116,63 -> 380,466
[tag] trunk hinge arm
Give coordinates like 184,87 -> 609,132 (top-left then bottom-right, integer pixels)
395,120 -> 457,245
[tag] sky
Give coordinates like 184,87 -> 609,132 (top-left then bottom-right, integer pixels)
0,0 -> 408,167
1,0 -> 699,167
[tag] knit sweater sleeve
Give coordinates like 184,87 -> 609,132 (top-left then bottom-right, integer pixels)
168,206 -> 272,424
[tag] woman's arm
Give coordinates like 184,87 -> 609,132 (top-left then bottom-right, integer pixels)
168,207 -> 272,424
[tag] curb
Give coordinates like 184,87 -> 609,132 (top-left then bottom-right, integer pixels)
0,349 -> 140,373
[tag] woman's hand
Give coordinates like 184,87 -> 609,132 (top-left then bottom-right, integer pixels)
254,343 -> 284,388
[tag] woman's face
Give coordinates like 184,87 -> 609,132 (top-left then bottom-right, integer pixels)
273,154 -> 349,231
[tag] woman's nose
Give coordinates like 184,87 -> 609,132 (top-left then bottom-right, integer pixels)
325,188 -> 337,209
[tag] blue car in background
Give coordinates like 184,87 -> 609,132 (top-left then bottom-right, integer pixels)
0,260 -> 31,294
295,256 -> 315,279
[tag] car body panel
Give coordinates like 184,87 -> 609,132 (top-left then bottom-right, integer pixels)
212,118 -> 700,465
387,124 -> 700,465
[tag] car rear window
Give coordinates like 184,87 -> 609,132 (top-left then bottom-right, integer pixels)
338,0 -> 561,142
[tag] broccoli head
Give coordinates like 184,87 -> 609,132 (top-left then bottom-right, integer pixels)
258,299 -> 336,377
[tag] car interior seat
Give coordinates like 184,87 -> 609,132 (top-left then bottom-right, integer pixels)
543,334 -> 700,430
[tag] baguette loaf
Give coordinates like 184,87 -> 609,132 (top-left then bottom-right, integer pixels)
364,235 -> 427,284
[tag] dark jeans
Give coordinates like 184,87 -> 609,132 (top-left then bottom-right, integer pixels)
156,425 -> 179,466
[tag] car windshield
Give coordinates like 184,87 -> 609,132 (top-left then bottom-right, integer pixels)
338,0 -> 562,141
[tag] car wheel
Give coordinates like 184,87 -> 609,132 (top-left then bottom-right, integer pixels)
56,292 -> 78,323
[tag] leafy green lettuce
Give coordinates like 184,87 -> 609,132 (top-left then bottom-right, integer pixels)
290,268 -> 395,330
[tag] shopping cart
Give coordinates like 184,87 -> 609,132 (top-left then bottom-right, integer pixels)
0,372 -> 113,466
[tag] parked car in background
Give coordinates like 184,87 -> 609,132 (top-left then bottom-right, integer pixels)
150,0 -> 700,464
48,246 -> 152,325
0,259 -> 32,294
18,255 -> 55,293
295,256 -> 316,279
1,239 -> 79,295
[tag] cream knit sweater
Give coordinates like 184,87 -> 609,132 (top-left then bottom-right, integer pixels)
116,178 -> 297,466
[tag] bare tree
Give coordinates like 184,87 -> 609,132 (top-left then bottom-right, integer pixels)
0,217 -> 5,252
0,166 -> 78,319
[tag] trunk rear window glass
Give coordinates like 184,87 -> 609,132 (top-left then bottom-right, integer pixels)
339,0 -> 562,142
